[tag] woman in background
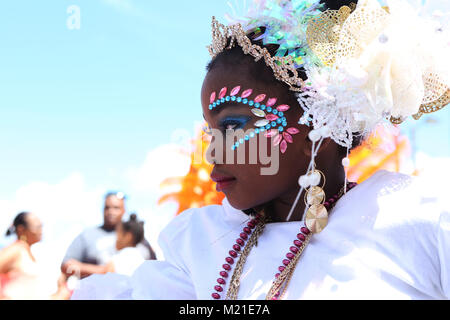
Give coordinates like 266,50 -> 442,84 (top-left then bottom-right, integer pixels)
0,212 -> 70,299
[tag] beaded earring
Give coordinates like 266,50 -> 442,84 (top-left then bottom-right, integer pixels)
302,169 -> 328,233
285,125 -> 331,223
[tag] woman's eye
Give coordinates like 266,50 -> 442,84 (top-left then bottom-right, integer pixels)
225,123 -> 238,130
220,117 -> 250,132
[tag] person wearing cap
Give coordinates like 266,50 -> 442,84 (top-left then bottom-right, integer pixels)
61,192 -> 156,279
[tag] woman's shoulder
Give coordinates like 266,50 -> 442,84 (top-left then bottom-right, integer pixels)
0,241 -> 22,258
353,170 -> 448,223
346,170 -> 449,262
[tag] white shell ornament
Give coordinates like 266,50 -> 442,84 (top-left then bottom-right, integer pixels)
251,108 -> 266,117
254,119 -> 269,127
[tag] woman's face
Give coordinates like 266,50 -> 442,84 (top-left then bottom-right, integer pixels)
20,213 -> 42,245
201,58 -> 312,211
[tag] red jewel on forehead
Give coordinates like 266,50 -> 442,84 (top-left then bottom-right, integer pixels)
254,94 -> 266,103
241,89 -> 253,98
219,87 -> 227,99
230,86 -> 241,96
276,104 -> 290,112
266,114 -> 279,121
210,92 -> 216,104
266,98 -> 277,107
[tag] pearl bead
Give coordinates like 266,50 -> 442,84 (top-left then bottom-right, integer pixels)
342,157 -> 350,167
320,126 -> 331,137
298,175 -> 310,188
308,129 -> 321,142
308,171 -> 321,186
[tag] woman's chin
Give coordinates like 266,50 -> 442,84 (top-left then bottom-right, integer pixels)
224,193 -> 257,212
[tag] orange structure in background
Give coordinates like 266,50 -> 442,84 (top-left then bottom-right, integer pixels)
158,133 -> 224,215
347,125 -> 410,183
158,125 -> 410,215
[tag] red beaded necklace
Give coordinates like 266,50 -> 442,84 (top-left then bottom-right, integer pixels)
211,182 -> 358,300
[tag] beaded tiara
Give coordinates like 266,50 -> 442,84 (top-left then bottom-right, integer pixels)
208,16 -> 306,92
207,0 -> 450,147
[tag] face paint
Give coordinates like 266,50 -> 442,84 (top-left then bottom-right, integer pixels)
219,116 -> 251,132
207,85 -> 300,153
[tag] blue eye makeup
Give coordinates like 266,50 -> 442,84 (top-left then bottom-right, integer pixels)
208,86 -> 296,153
219,116 -> 251,131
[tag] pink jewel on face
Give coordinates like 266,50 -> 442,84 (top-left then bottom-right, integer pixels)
210,92 -> 216,104
287,127 -> 300,135
265,114 -> 279,121
254,94 -> 266,103
241,89 -> 253,98
266,98 -> 277,107
276,104 -> 290,112
230,86 -> 241,96
264,129 -> 278,138
283,132 -> 293,143
280,140 -> 288,154
273,134 -> 282,146
219,87 -> 227,99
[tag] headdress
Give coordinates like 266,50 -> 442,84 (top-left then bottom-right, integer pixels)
206,0 -> 449,219
208,0 -> 449,147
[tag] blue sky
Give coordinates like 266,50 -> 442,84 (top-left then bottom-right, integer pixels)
0,0 -> 449,264
0,0 -> 233,197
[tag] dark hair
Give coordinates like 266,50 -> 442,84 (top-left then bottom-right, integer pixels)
5,212 -> 30,237
206,0 -> 362,152
121,213 -> 144,246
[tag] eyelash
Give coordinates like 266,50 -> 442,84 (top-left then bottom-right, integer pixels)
221,120 -> 241,131
203,118 -> 249,136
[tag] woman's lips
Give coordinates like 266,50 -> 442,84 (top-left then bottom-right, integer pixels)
210,172 -> 237,192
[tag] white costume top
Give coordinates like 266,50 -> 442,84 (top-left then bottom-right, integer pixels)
71,170 -> 450,300
111,247 -> 145,276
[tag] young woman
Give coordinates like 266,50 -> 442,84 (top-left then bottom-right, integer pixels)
0,212 -> 70,299
71,0 -> 449,300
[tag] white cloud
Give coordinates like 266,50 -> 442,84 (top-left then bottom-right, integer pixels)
124,144 -> 191,194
